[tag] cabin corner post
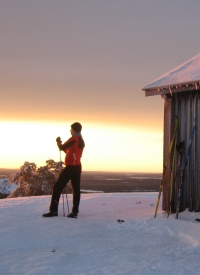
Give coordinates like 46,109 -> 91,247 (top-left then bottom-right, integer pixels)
162,98 -> 172,211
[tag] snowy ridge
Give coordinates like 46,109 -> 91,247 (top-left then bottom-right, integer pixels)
143,52 -> 200,90
1,193 -> 200,274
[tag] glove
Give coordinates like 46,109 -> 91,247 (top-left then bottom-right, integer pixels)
56,136 -> 62,146
56,136 -> 61,143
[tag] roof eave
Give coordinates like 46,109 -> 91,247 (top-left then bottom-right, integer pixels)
142,80 -> 200,97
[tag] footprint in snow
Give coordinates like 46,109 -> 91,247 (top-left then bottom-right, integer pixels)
117,219 -> 125,223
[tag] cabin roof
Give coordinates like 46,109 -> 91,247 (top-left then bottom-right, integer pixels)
142,53 -> 200,97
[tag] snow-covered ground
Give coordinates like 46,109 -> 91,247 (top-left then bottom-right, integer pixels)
0,178 -> 17,195
1,193 -> 200,275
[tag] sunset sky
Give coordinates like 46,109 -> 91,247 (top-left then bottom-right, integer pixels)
1,1 -> 200,172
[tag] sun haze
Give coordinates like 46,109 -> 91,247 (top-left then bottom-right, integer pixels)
1,1 -> 200,172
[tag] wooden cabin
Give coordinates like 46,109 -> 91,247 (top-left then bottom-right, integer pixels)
142,53 -> 200,213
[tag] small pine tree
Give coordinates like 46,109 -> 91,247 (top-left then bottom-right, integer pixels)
9,160 -> 63,197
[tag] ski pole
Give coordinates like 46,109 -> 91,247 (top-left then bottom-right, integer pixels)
62,192 -> 65,216
65,186 -> 70,214
59,147 -> 70,215
58,148 -> 65,216
176,120 -> 196,219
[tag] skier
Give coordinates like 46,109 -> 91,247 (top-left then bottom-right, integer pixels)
43,122 -> 85,218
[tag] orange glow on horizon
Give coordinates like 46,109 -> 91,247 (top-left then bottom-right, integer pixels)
0,120 -> 163,173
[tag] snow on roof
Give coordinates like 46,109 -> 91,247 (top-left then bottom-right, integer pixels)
143,53 -> 200,91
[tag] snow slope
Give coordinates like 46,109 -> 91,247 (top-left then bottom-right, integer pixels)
1,193 -> 200,275
143,52 -> 200,90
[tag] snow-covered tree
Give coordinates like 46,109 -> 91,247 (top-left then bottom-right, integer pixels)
9,160 -> 63,197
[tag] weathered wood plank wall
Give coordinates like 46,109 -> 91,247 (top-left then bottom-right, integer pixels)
163,91 -> 200,212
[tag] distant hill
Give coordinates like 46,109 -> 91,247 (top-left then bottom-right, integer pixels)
0,168 -> 19,177
0,170 -> 162,197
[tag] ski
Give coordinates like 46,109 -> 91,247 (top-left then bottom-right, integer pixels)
195,218 -> 200,222
167,141 -> 184,218
154,116 -> 179,218
176,120 -> 196,219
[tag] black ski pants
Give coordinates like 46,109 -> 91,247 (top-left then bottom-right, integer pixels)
50,165 -> 81,214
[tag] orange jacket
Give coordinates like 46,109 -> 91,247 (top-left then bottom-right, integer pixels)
59,135 -> 85,166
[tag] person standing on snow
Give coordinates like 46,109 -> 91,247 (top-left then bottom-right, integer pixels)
43,122 -> 85,218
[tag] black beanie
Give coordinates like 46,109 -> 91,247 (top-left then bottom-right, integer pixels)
71,122 -> 82,133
